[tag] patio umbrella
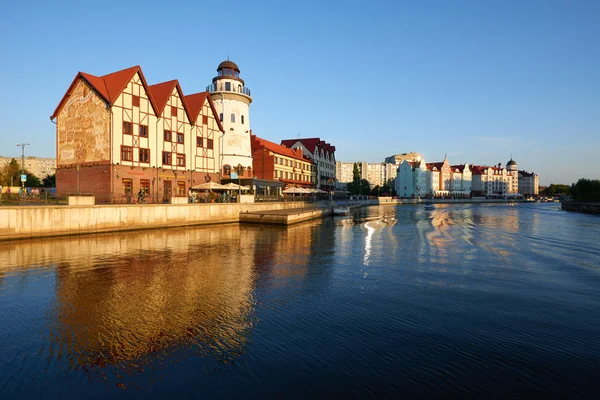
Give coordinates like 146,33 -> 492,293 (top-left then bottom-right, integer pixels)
222,182 -> 250,191
283,187 -> 305,194
191,182 -> 228,190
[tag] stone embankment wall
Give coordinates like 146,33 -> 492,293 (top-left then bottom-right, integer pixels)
0,202 -> 320,241
561,201 -> 600,215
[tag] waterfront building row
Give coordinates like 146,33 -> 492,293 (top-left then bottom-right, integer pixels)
50,60 -> 341,202
251,135 -> 316,193
395,156 -> 472,198
280,138 -> 336,190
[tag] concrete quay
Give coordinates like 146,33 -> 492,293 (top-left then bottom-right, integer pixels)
240,207 -> 333,225
0,202 -> 325,242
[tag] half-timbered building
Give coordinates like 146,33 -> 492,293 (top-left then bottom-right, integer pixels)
51,66 -> 224,203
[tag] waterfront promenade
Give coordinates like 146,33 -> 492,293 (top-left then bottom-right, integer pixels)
0,197 -> 527,241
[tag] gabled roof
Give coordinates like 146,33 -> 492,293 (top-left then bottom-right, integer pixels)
280,137 -> 336,155
426,162 -> 446,171
451,164 -> 469,173
101,65 -> 141,103
253,135 -> 313,162
51,65 -> 159,120
185,92 -> 209,122
148,79 -> 195,124
184,92 -> 224,132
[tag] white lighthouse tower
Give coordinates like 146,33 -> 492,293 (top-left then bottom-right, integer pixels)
207,60 -> 253,178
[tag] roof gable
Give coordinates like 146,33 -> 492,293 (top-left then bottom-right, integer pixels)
184,92 -> 224,132
254,136 -> 312,162
148,80 -> 194,124
51,65 -> 159,120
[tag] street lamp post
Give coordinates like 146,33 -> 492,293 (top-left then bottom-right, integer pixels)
16,143 -> 30,196
234,164 -> 245,203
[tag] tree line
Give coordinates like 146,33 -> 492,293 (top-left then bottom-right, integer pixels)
570,179 -> 600,202
0,158 -> 55,188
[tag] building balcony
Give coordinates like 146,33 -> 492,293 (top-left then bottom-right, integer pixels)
206,83 -> 251,97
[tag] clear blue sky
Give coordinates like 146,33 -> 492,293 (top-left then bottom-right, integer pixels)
1,0 -> 598,185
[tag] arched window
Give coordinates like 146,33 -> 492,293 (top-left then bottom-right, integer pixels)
238,84 -> 241,93
231,113 -> 235,123
219,113 -> 223,122
224,165 -> 231,175
247,167 -> 252,177
241,115 -> 245,124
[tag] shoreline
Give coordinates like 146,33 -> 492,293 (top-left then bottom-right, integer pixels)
0,198 -> 544,242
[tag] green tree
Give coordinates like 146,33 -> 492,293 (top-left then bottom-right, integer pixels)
543,184 -> 571,196
0,159 -> 43,187
570,179 -> 600,202
0,159 -> 20,186
352,163 -> 360,183
26,173 -> 41,187
42,174 -> 56,187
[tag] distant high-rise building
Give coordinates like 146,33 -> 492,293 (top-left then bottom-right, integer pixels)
384,152 -> 423,164
0,156 -> 56,179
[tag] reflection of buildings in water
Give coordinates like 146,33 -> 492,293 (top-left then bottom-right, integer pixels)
0,226 -> 259,378
252,220 -> 335,289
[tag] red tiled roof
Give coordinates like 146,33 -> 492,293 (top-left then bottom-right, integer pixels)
253,135 -> 313,162
451,164 -> 468,172
148,80 -> 195,123
79,72 -> 109,101
280,137 -> 336,155
184,92 -> 224,132
148,80 -> 177,116
185,92 -> 209,122
51,65 -> 159,119
101,66 -> 140,103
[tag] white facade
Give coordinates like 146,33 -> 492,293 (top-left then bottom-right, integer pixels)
518,170 -> 539,195
207,61 -> 253,173
472,164 -> 516,196
395,159 -> 428,198
281,138 -> 336,189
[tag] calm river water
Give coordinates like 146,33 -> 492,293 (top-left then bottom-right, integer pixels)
1,203 -> 599,398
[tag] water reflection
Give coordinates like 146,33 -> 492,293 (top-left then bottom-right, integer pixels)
40,226 -> 257,380
0,220 -> 335,387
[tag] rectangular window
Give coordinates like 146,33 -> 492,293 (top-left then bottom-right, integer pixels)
122,178 -> 133,194
176,153 -> 186,167
132,95 -> 140,107
121,145 -> 133,161
139,148 -> 150,163
164,130 -> 171,142
123,122 -> 133,135
176,132 -> 184,144
162,151 -> 172,165
178,181 -> 186,196
171,106 -> 177,117
139,125 -> 148,137
197,136 -> 203,147
140,179 -> 150,195
207,139 -> 213,149
202,115 -> 208,125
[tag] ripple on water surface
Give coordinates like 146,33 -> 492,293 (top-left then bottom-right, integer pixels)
0,203 -> 599,398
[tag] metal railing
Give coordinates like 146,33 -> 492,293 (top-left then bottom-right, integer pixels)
206,84 -> 251,97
